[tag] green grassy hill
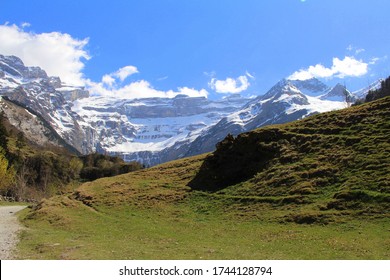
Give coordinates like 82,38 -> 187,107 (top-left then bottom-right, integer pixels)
17,96 -> 390,259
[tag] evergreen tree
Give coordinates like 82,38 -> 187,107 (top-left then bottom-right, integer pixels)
16,131 -> 26,150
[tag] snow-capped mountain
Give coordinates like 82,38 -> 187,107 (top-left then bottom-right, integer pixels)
0,54 -> 94,153
72,93 -> 252,166
0,54 -> 252,165
352,79 -> 383,100
319,83 -> 354,102
0,54 -> 379,166
180,78 -> 350,157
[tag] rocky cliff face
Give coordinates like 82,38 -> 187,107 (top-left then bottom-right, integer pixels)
73,93 -> 252,166
0,96 -> 74,151
0,54 -> 93,154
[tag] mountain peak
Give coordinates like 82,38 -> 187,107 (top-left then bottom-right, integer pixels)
287,78 -> 330,96
263,78 -> 330,100
0,54 -> 24,67
0,54 -> 48,80
319,83 -> 354,102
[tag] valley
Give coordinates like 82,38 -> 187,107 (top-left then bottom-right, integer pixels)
1,54 -> 380,167
14,95 -> 390,259
1,54 -> 389,260
1,0 -> 390,271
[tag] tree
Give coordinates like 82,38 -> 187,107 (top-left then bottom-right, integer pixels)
0,149 -> 15,196
16,131 -> 26,150
13,159 -> 30,201
69,157 -> 83,179
0,112 -> 9,154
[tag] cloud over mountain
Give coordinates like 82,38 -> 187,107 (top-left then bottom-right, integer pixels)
0,23 -> 90,86
89,78 -> 208,99
102,65 -> 139,87
289,56 -> 369,80
0,23 -> 208,99
209,75 -> 250,94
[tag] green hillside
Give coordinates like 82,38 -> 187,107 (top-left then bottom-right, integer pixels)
17,96 -> 390,259
190,96 -> 390,222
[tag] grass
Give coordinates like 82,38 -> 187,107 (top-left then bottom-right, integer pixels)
0,201 -> 29,206
15,97 -> 390,259
16,195 -> 390,260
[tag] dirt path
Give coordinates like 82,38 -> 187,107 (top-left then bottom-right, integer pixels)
0,205 -> 27,260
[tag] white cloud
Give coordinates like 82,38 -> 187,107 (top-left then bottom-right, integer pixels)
101,65 -> 139,87
0,23 -> 90,86
157,76 -> 168,81
115,65 -> 138,81
346,45 -> 366,55
209,75 -> 250,94
368,56 -> 388,65
101,74 -> 116,87
245,71 -> 255,80
21,22 -> 31,28
89,78 -> 208,99
355,48 -> 365,55
174,87 -> 208,98
288,56 -> 368,80
332,56 -> 368,78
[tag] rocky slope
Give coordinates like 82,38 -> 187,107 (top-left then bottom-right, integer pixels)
0,96 -> 77,152
73,94 -> 252,166
0,54 -> 93,154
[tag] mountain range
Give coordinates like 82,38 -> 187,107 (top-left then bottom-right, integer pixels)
0,54 -> 381,165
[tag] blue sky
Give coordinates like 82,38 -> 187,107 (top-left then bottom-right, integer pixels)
1,0 -> 389,99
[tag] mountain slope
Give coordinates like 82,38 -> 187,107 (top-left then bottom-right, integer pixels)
36,95 -> 390,219
0,54 -> 93,154
190,95 -> 389,202
72,93 -> 252,166
84,95 -> 390,221
182,79 -> 348,157
0,96 -> 75,152
20,96 -> 390,260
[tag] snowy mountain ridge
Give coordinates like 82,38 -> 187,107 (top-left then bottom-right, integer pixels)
72,91 -> 252,165
0,54 -> 94,154
0,54 -> 379,166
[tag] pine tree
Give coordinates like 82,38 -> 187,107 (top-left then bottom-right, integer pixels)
16,131 -> 26,150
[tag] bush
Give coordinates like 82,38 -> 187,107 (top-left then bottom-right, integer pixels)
0,149 -> 15,196
79,153 -> 143,181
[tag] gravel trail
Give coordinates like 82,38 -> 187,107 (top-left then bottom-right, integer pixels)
0,206 -> 27,260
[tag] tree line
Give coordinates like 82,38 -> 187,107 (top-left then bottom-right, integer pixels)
354,76 -> 390,105
365,76 -> 390,102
